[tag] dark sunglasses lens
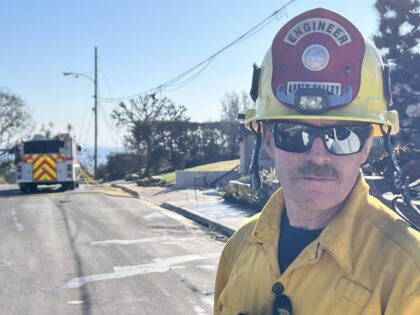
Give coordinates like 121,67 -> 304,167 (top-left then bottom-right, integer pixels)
325,126 -> 367,155
271,123 -> 369,155
273,124 -> 309,153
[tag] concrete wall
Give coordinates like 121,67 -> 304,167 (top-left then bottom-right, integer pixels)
175,170 -> 240,189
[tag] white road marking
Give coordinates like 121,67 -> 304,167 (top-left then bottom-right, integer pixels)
196,265 -> 216,271
187,297 -> 209,315
193,305 -> 207,314
43,253 -> 219,291
143,212 -> 166,220
90,236 -> 195,246
201,296 -> 214,307
11,208 -> 24,232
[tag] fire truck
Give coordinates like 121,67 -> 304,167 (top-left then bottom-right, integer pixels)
13,134 -> 81,193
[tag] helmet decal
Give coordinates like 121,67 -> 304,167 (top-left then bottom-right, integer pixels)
301,44 -> 330,71
283,17 -> 353,46
271,8 -> 365,111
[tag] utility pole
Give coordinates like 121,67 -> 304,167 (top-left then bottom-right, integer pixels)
63,46 -> 99,179
94,46 -> 98,179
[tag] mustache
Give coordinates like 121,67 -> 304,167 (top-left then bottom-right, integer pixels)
293,161 -> 340,181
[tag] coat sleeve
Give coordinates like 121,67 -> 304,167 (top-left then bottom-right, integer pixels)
214,251 -> 229,315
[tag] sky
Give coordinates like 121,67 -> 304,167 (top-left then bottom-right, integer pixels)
0,0 -> 381,151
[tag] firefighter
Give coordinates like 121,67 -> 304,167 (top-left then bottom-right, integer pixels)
214,8 -> 419,315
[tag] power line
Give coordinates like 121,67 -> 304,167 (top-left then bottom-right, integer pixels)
99,0 -> 297,101
98,93 -> 121,146
83,110 -> 94,145
98,57 -> 115,100
94,67 -> 122,145
78,84 -> 93,142
164,57 -> 215,92
99,105 -> 118,144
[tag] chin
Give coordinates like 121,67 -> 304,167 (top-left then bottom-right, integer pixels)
298,185 -> 336,198
297,191 -> 343,210
303,200 -> 340,212
306,192 -> 346,210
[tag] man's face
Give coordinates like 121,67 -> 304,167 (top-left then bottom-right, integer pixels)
263,119 -> 372,213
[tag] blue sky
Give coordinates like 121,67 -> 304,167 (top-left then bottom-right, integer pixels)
0,0 -> 380,149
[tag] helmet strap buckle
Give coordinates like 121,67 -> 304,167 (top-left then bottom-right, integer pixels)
250,63 -> 261,103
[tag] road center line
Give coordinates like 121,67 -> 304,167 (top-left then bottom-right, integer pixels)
11,208 -> 24,232
142,212 -> 166,220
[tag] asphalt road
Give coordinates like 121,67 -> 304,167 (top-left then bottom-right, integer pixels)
0,184 -> 225,315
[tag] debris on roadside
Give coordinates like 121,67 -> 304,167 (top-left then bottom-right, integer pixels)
221,168 -> 280,210
124,173 -> 140,181
136,175 -> 166,187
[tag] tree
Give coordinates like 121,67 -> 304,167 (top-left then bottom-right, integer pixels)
0,88 -> 33,148
38,122 -> 74,138
220,90 -> 252,156
220,90 -> 252,122
373,0 -> 420,141
99,120 -> 238,179
111,94 -> 189,173
39,121 -> 55,138
99,152 -> 143,181
66,123 -> 73,133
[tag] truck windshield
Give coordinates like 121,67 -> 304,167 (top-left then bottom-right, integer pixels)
24,140 -> 65,154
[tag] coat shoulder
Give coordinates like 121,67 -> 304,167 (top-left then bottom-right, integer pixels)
362,195 -> 420,267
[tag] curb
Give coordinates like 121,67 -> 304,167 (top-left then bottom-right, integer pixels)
161,202 -> 235,237
112,184 -> 235,237
111,184 -> 140,198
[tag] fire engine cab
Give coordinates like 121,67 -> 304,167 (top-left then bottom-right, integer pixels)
13,134 -> 81,193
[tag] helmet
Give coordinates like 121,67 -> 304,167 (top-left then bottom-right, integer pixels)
245,8 -> 399,137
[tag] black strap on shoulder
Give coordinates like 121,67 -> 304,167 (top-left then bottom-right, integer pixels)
249,122 -> 262,191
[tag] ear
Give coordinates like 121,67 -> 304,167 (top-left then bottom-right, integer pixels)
262,123 -> 275,158
360,134 -> 373,164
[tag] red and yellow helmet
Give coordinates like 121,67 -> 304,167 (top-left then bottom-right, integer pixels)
245,8 -> 399,137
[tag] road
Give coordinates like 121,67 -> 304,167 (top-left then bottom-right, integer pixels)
0,185 -> 225,315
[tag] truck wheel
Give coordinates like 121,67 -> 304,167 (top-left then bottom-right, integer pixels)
28,184 -> 38,193
64,182 -> 76,190
19,184 -> 28,194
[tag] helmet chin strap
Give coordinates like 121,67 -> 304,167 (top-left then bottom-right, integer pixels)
381,125 -> 420,230
250,122 -> 262,191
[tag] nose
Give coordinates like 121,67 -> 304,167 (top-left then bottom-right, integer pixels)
305,137 -> 331,164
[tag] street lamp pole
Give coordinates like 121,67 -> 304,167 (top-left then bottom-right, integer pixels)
63,46 -> 99,179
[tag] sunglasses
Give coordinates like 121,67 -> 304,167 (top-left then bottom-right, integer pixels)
267,121 -> 372,156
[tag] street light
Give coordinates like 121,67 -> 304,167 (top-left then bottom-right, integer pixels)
63,47 -> 98,179
63,72 -> 94,83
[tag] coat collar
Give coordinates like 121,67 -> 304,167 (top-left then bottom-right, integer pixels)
251,172 -> 369,275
